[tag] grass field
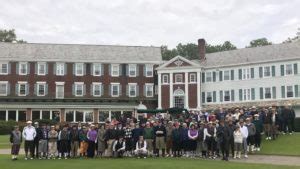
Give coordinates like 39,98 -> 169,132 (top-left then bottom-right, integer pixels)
0,155 -> 299,169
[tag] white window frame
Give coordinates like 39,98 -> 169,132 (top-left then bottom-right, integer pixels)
263,66 -> 271,78
111,83 -> 120,97
264,87 -> 272,99
36,82 -> 46,96
224,90 -> 231,102
128,83 -> 137,97
223,70 -> 230,81
93,63 -> 102,76
19,62 -> 28,75
128,64 -> 137,77
243,88 -> 251,101
206,92 -> 212,103
92,82 -> 102,97
0,81 -> 8,96
286,85 -> 294,98
75,82 -> 84,96
145,83 -> 154,97
206,72 -> 212,82
75,63 -> 84,76
56,63 -> 65,76
0,63 -> 8,75
189,73 -> 196,83
162,74 -> 169,84
18,81 -> 28,96
111,64 -> 120,77
175,74 -> 183,84
242,68 -> 250,80
55,82 -> 65,99
37,62 -> 46,76
145,64 -> 153,77
285,64 -> 293,76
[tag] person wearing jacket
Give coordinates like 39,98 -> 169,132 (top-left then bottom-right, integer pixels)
180,123 -> 189,157
188,123 -> 198,157
37,123 -> 48,159
22,121 -> 36,160
134,136 -> 147,158
171,122 -> 181,157
79,125 -> 88,157
253,114 -> 263,151
217,120 -> 231,161
239,120 -> 249,158
153,121 -> 166,157
48,125 -> 58,159
233,125 -> 243,159
143,122 -> 154,156
10,126 -> 22,160
270,108 -> 279,140
69,125 -> 80,158
87,124 -> 97,158
58,125 -> 70,159
97,124 -> 106,157
245,118 -> 256,153
204,121 -> 216,159
112,136 -> 126,158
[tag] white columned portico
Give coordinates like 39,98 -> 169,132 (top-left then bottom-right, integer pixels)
158,73 -> 162,109
185,72 -> 189,109
197,71 -> 201,109
169,73 -> 173,107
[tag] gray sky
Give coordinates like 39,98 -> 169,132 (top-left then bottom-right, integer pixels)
1,0 -> 299,48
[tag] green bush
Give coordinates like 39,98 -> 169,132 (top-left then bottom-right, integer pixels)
33,119 -> 58,126
0,120 -> 18,135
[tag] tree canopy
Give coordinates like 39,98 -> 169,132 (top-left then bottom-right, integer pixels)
246,38 -> 272,48
0,29 -> 26,43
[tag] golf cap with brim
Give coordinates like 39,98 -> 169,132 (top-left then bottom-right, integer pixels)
34,122 -> 39,125
26,121 -> 32,124
254,114 -> 259,117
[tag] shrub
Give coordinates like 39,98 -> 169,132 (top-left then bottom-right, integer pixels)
0,120 -> 18,135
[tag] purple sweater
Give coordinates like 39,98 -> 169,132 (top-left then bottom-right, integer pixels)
87,130 -> 97,142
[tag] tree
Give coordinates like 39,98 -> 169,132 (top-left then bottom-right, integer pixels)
247,38 -> 272,48
0,29 -> 26,43
283,28 -> 300,43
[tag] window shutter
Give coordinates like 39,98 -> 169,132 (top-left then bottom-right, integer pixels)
238,69 -> 242,80
16,63 -> 19,75
136,65 -> 139,76
108,85 -> 111,96
143,65 -> 147,76
101,84 -> 103,96
119,84 -> 122,96
272,86 -> 276,99
90,84 -> 93,96
219,91 -> 223,102
15,84 -> 19,95
73,63 -> 76,75
231,70 -> 234,80
281,86 -> 285,98
136,85 -> 139,96
35,63 -> 38,75
201,72 -> 205,83
53,63 -> 57,75
7,83 -> 10,95
126,85 -> 129,96
45,63 -> 48,75
251,68 -> 254,79
219,71 -> 223,81
64,63 -> 67,75
34,84 -> 37,95
294,85 -> 299,97
213,91 -> 216,102
251,88 -> 255,100
231,90 -> 235,101
239,89 -> 243,101
294,63 -> 298,75
45,84 -> 48,96
82,84 -> 86,96
101,64 -> 104,76
83,64 -> 87,75
90,64 -> 94,76
259,87 -> 263,99
259,67 -> 263,78
212,72 -> 216,82
7,63 -> 11,74
143,85 -> 146,96
280,65 -> 284,76
201,92 -> 205,103
126,65 -> 129,76
27,63 -> 30,75
72,84 -> 75,96
108,64 -> 111,76
26,84 -> 29,95
272,66 -> 276,77
119,65 -> 123,76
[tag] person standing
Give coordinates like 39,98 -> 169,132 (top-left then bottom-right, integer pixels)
227,120 -> 236,158
165,121 -> 173,157
153,121 -> 166,157
97,124 -> 106,157
79,126 -> 88,157
188,123 -> 198,158
10,126 -> 22,160
233,125 -> 243,159
104,123 -> 117,157
171,122 -> 181,157
33,122 -> 40,158
239,120 -> 249,158
270,108 -> 279,139
37,123 -> 49,159
253,114 -> 263,151
87,124 -> 97,158
282,105 -> 292,134
22,121 -> 36,160
245,118 -> 256,153
204,122 -> 216,159
69,125 -> 79,158
143,122 -> 154,157
48,126 -> 58,159
58,125 -> 70,159
217,120 -> 231,161
124,123 -> 133,157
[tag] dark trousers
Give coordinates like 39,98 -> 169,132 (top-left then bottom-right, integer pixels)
24,140 -> 34,158
247,135 -> 255,145
254,132 -> 261,148
283,119 -> 292,133
291,119 -> 295,132
114,150 -> 125,158
228,138 -> 234,157
60,140 -> 69,153
220,140 -> 229,158
172,141 -> 181,157
87,140 -> 95,158
33,140 -> 39,158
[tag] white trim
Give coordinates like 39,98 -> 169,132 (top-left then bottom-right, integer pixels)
158,73 -> 162,109
111,64 -> 120,77
37,62 -> 46,76
189,73 -> 197,83
93,63 -> 102,76
18,82 -> 27,96
75,63 -> 84,76
128,83 -> 137,97
55,82 -> 65,85
74,82 -> 84,84
184,72 -> 189,109
286,85 -> 295,98
18,62 -> 28,75
263,66 -> 272,78
128,64 -> 137,77
197,72 -> 201,109
55,84 -> 64,99
145,83 -> 154,97
37,83 -> 46,96
285,63 -> 294,76
92,83 -> 102,97
0,81 -> 8,96
156,55 -> 201,70
36,81 -> 46,84
145,64 -> 154,77
169,73 -> 173,107
223,70 -> 231,81
162,74 -> 169,84
174,74 -> 183,84
75,83 -> 84,96
0,62 -> 9,75
111,83 -> 120,97
56,62 -> 65,76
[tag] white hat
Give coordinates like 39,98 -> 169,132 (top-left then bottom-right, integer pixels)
26,121 -> 32,124
34,121 -> 39,125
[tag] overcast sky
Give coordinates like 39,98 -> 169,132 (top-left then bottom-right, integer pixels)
0,0 -> 299,48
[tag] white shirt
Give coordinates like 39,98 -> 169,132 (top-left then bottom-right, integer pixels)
240,125 -> 248,138
22,126 -> 36,141
135,140 -> 147,151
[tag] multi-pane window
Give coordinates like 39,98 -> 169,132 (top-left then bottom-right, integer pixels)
75,63 -> 84,76
175,74 -> 183,83
224,90 -> 230,102
111,83 -> 120,97
56,63 -> 65,76
93,63 -> 102,76
206,92 -> 212,103
129,64 -> 136,77
190,73 -> 196,83
242,68 -> 250,80
145,84 -> 154,97
224,70 -> 230,80
286,85 -> 294,98
18,82 -> 27,96
145,64 -> 153,77
56,83 -> 64,99
243,89 -> 251,101
128,84 -> 137,97
264,87 -> 272,99
19,62 -> 28,75
75,83 -> 84,96
0,63 -> 8,75
162,74 -> 169,84
37,82 -> 46,96
111,64 -> 120,77
206,72 -> 212,82
0,82 -> 8,96
286,64 -> 293,75
92,83 -> 102,96
37,63 -> 46,75
263,66 -> 271,77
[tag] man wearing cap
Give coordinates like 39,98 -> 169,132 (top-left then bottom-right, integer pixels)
48,125 -> 58,159
33,122 -> 40,158
171,122 -> 181,157
153,120 -> 166,157
253,114 -> 263,151
58,125 -> 70,159
87,124 -> 97,158
10,126 -> 22,160
239,120 -> 249,158
166,121 -> 173,157
143,122 -> 154,156
69,125 -> 80,158
79,125 -> 89,157
217,120 -> 231,161
104,124 -> 117,157
204,121 -> 217,159
36,123 -> 49,159
245,118 -> 256,153
22,121 -> 37,160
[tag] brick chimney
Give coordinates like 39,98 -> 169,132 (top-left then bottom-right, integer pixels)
198,38 -> 206,61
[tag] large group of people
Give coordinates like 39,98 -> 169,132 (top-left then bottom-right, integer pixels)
9,105 -> 296,161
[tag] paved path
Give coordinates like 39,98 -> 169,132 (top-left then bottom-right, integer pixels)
0,149 -> 299,166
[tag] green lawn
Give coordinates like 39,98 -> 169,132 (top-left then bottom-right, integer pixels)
0,135 -> 10,149
258,133 -> 300,156
0,155 -> 299,169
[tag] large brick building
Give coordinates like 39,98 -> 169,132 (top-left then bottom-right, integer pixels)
0,42 -> 161,123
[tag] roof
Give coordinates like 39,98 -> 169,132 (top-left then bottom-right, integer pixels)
202,40 -> 300,68
0,42 -> 162,64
